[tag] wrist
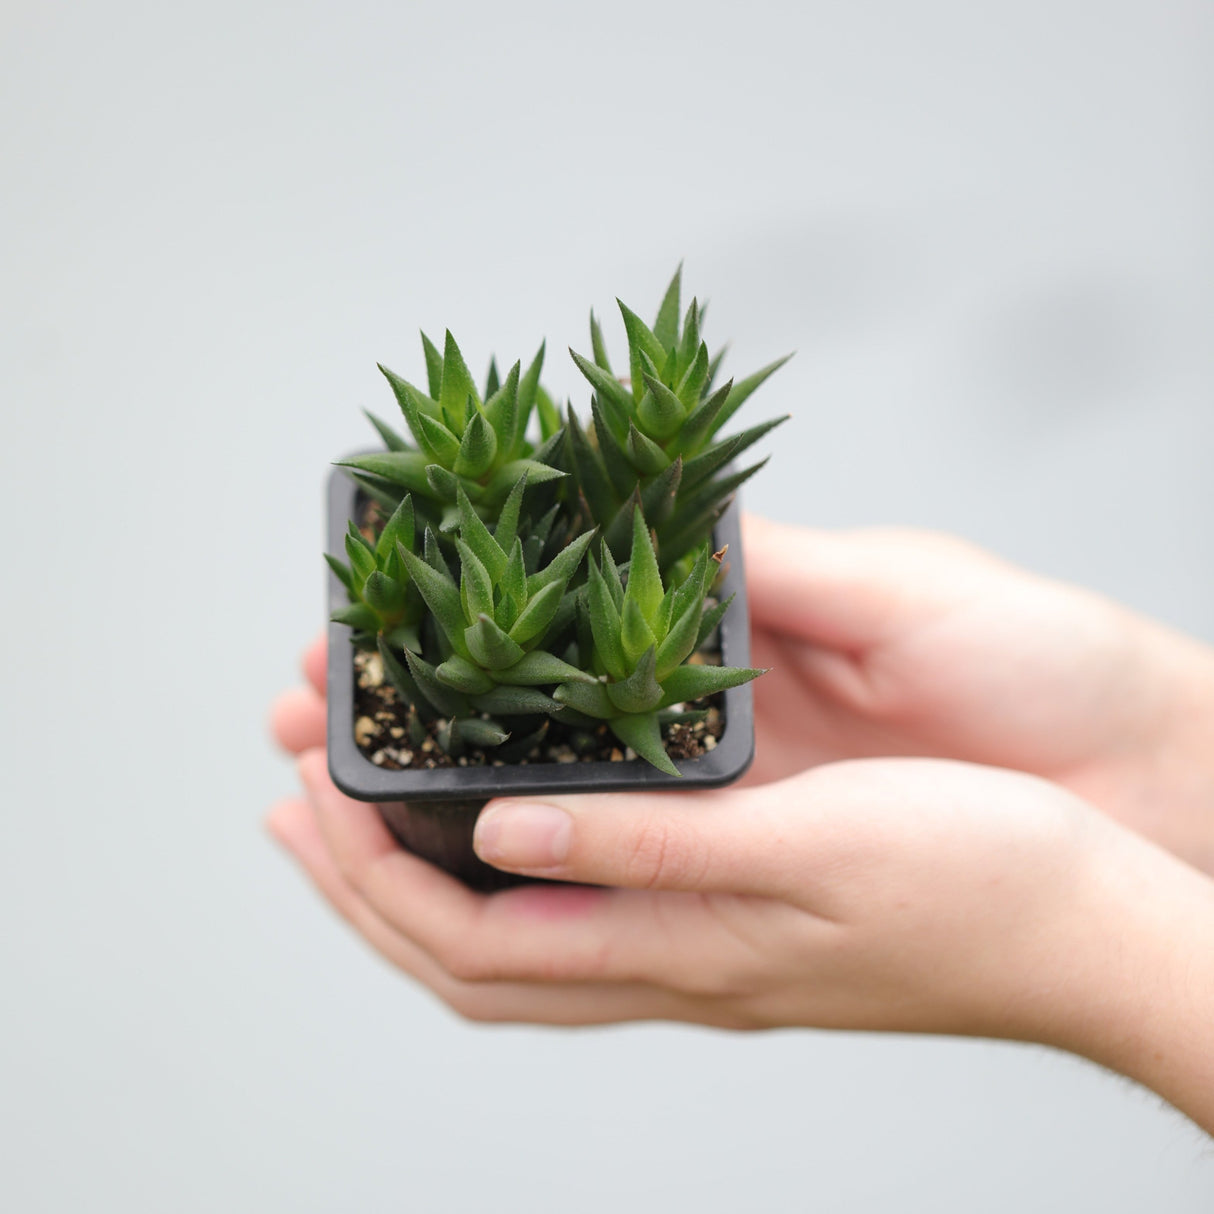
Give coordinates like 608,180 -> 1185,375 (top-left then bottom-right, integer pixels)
1051,823 -> 1214,1133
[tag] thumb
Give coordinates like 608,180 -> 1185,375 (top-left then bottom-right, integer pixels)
472,786 -> 792,894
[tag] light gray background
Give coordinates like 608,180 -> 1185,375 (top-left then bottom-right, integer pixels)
3,1 -> 1212,1209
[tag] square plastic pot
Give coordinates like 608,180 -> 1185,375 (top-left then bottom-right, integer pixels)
325,467 -> 756,889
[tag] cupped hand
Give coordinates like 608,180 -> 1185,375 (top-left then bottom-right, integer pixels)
742,516 -> 1214,872
269,751 -> 1142,1041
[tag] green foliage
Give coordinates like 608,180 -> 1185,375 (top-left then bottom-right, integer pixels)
328,270 -> 780,772
334,333 -> 565,532
564,265 -> 793,567
552,508 -> 764,775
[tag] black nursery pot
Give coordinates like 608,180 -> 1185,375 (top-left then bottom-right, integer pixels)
325,469 -> 757,890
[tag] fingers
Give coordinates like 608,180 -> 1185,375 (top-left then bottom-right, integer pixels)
269,687 -> 327,754
472,783 -> 796,896
303,632 -> 327,695
276,756 -> 758,1019
266,796 -> 689,1024
741,513 -> 984,650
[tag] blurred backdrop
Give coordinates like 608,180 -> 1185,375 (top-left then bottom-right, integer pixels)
3,1 -> 1213,1209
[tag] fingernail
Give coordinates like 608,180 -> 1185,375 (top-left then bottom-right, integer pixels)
474,803 -> 573,868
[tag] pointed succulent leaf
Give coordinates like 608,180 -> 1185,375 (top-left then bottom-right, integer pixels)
696,591 -> 736,648
565,404 -> 617,526
378,364 -> 438,445
674,379 -> 734,455
677,298 -> 700,374
501,538 -> 527,608
640,455 -> 683,531
655,595 -> 703,679
653,265 -> 682,351
529,502 -> 559,550
589,309 -> 613,373
330,603 -> 379,631
620,596 -> 658,668
324,553 -> 355,593
377,636 -> 435,718
404,646 -> 470,717
505,577 -> 564,645
425,463 -> 465,503
669,543 -> 713,628
623,506 -> 663,623
531,426 -> 565,470
526,527 -> 595,597
517,340 -> 546,415
465,613 -> 526,671
626,420 -> 670,476
668,458 -> 768,536
608,712 -> 679,776
659,343 -> 680,385
484,357 -> 501,399
638,374 -> 687,441
513,340 -> 547,450
454,717 -> 510,748
384,621 -> 420,653
421,527 -> 450,577
456,486 -> 507,581
716,353 -> 794,431
553,678 -> 615,719
658,663 -> 766,707
586,554 -> 628,680
705,344 -> 727,395
618,299 -> 668,403
376,493 -> 416,563
606,646 -> 663,714
435,654 -> 496,695
591,397 -> 639,498
414,411 -> 461,465
679,433 -> 742,494
675,341 -> 710,410
658,502 -> 730,570
484,459 -> 564,503
473,685 -> 563,716
500,649 -> 596,686
493,472 -> 528,555
344,530 -> 376,588
568,348 -> 631,444
599,539 -> 625,610
602,488 -> 642,560
453,409 -> 497,478
535,386 -> 561,442
397,545 -> 470,657
456,539 -> 495,621
438,331 -> 480,430
420,331 -> 444,400
363,570 -> 407,618
349,471 -> 403,512
483,360 -> 520,450
335,452 -> 432,496
362,409 -> 407,452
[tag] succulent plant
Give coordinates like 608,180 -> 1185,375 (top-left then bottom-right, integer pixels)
326,493 -> 424,652
552,507 -> 764,774
335,330 -> 566,531
329,270 -> 779,774
563,266 -> 792,567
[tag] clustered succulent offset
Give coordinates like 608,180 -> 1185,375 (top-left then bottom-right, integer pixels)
328,268 -> 788,774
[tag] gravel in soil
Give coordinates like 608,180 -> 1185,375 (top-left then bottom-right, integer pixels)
351,648 -> 724,771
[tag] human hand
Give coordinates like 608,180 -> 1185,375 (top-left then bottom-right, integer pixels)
267,750 -> 1214,1132
742,516 -> 1214,873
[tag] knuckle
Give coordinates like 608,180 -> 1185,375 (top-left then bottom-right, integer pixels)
623,814 -> 707,890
